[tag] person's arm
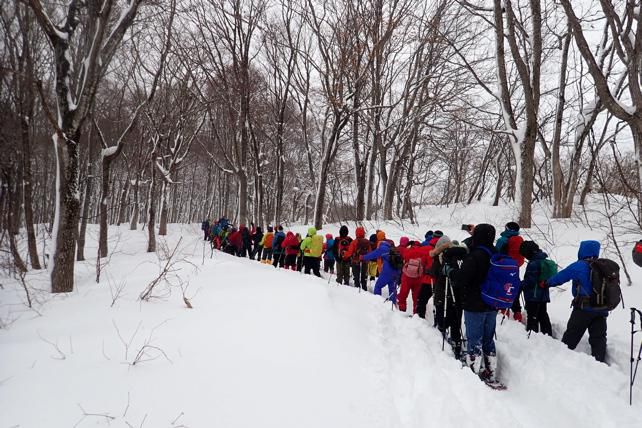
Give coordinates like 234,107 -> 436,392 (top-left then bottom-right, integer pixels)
343,240 -> 357,260
362,246 -> 385,261
547,261 -> 582,287
522,261 -> 539,288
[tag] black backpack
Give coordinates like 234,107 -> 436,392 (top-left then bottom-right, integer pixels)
633,240 -> 642,267
388,247 -> 404,270
585,258 -> 622,311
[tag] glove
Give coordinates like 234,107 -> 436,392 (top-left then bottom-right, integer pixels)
513,312 -> 523,322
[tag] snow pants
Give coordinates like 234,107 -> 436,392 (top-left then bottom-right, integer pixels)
351,261 -> 368,290
284,254 -> 297,270
562,308 -> 607,362
272,252 -> 285,268
416,282 -> 433,319
464,310 -> 497,357
324,259 -> 335,273
262,248 -> 273,262
373,272 -> 398,304
525,301 -> 552,336
304,257 -> 321,277
251,245 -> 263,261
336,260 -> 351,285
398,275 -> 423,313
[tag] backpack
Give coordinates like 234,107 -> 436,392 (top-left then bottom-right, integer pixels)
403,258 -> 424,278
337,237 -> 352,259
388,247 -> 404,271
586,258 -> 621,311
478,247 -> 521,310
633,240 -> 642,267
353,239 -> 371,263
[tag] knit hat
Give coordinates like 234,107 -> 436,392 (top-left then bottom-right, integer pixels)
399,236 -> 410,247
425,230 -> 433,239
519,240 -> 539,260
267,225 -> 274,233
436,235 -> 451,248
369,234 -> 377,244
505,222 -> 520,232
433,230 -> 444,239
472,223 -> 496,247
325,233 -> 333,240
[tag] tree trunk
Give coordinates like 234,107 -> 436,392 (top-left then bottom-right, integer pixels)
77,129 -> 96,261
147,153 -> 158,253
158,180 -> 168,236
51,132 -> 81,293
20,116 -> 41,269
99,156 -> 112,258
117,180 -> 129,226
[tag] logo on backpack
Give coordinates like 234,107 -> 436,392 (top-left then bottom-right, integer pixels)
585,258 -> 621,311
478,247 -> 521,310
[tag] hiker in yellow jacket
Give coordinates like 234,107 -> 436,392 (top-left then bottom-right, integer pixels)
300,227 -> 323,277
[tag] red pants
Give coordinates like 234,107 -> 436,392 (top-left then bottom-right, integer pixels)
398,276 -> 423,313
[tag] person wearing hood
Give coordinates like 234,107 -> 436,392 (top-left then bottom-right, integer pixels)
520,241 -> 555,336
300,227 -> 323,276
260,226 -> 274,264
375,230 -> 395,274
420,230 -> 434,247
449,223 -> 499,381
226,227 -> 242,255
282,231 -> 301,271
362,240 -> 401,304
296,233 -> 304,272
344,227 -> 371,290
398,240 -> 431,314
333,226 -> 353,285
272,225 -> 286,268
546,240 -> 608,362
251,226 -> 264,260
496,222 -> 525,322
323,234 -> 336,274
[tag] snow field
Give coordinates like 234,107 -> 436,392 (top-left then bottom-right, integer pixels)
2,201 -> 642,427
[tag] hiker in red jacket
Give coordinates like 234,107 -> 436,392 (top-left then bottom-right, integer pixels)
282,231 -> 300,271
343,227 -> 372,291
399,240 -> 432,314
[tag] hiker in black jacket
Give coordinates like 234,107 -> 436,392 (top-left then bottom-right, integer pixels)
449,223 -> 498,381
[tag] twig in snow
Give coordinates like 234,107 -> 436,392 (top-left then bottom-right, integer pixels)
37,331 -> 66,360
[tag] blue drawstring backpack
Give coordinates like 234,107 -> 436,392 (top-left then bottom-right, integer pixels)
478,246 -> 521,310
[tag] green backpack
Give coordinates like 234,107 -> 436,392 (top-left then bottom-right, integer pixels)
535,259 -> 558,298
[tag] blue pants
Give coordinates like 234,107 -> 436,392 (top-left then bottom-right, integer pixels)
374,273 -> 398,303
464,310 -> 497,356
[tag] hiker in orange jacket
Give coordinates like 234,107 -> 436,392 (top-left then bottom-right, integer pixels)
344,227 -> 372,290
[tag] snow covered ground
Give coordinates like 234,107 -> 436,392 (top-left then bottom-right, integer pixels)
2,201 -> 642,427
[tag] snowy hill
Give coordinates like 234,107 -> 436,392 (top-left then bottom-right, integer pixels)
2,202 -> 642,427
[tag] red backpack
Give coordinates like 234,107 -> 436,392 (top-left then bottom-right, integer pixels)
336,237 -> 352,260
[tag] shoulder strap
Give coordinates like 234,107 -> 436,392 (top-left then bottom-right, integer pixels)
478,245 -> 492,257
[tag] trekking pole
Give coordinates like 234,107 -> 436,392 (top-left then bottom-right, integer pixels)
630,307 -> 642,405
202,240 -> 205,265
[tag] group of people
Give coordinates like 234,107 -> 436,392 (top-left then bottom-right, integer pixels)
202,217 -> 616,384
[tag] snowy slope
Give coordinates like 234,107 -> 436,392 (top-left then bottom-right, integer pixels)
2,205 -> 642,427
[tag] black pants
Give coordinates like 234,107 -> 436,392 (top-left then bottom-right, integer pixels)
416,282 -> 433,319
262,248 -> 273,261
272,252 -> 285,268
324,259 -> 335,273
304,257 -> 321,277
562,308 -> 607,362
511,293 -> 522,313
351,262 -> 368,290
251,245 -> 263,261
297,255 -> 304,271
284,254 -> 297,268
336,260 -> 351,285
525,301 -> 552,335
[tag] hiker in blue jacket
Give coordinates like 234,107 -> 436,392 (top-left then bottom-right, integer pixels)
361,241 -> 400,304
546,240 -> 608,362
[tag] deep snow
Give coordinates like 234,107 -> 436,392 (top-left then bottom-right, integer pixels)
2,201 -> 642,427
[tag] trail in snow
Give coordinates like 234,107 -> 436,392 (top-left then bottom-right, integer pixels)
1,207 -> 642,427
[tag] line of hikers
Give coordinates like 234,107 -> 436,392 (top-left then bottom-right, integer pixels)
202,217 -> 621,384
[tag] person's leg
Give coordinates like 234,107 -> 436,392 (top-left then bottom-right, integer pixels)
373,276 -> 385,296
561,308 -> 591,350
397,276 -> 411,312
351,263 -> 360,288
304,257 -> 312,274
525,301 -> 539,333
464,311 -> 483,373
539,302 -> 553,336
313,257 -> 321,277
587,314 -> 607,363
481,311 -> 497,355
416,282 -> 432,319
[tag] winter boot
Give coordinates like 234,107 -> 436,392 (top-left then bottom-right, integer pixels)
453,341 -> 462,361
481,353 -> 498,382
466,354 -> 482,375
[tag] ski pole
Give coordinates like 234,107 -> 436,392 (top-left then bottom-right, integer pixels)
631,308 -> 642,405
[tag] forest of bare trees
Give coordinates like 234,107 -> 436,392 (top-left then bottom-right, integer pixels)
2,0 -> 642,292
